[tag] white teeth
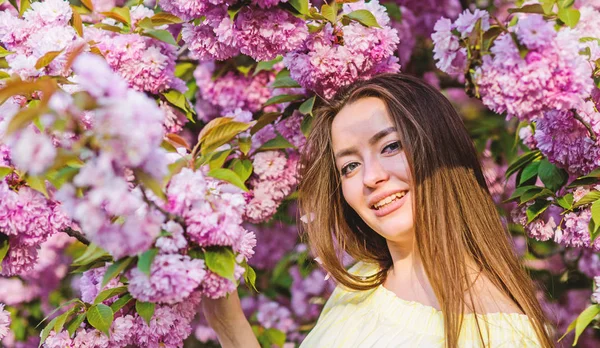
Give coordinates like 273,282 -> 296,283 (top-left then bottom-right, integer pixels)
373,192 -> 406,209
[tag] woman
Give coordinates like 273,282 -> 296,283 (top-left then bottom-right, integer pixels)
202,74 -> 554,347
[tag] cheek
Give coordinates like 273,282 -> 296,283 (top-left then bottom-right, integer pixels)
382,154 -> 411,181
341,180 -> 363,212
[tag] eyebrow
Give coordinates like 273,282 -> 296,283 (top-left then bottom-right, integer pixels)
334,126 -> 397,160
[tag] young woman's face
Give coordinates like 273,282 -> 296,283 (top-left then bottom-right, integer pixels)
331,97 -> 414,243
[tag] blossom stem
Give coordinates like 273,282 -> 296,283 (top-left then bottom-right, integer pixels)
573,111 -> 597,142
138,185 -> 187,229
63,227 -> 90,245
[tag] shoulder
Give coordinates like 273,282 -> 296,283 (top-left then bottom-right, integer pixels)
471,273 -> 524,315
347,260 -> 381,278
320,261 -> 380,314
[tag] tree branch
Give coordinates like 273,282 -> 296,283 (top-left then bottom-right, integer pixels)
138,185 -> 187,229
573,110 -> 597,142
63,227 -> 90,245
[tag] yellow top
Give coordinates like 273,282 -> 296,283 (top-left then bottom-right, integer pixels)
300,262 -> 542,347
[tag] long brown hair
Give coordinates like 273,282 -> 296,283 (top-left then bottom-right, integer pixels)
298,73 -> 553,347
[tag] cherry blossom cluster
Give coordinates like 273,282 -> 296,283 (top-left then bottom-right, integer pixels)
284,0 -> 400,98
244,151 -> 299,223
86,26 -> 185,94
43,291 -> 203,347
0,304 -> 9,341
433,6 -> 600,175
53,53 -> 169,258
180,5 -> 308,62
193,62 -> 276,121
0,0 -> 84,79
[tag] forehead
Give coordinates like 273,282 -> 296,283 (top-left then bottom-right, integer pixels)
331,97 -> 393,150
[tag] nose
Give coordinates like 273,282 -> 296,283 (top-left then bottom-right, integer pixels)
362,157 -> 389,188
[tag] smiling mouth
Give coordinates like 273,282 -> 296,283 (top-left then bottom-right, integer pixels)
371,191 -> 407,210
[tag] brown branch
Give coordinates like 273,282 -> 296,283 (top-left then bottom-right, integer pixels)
63,227 -> 90,245
573,110 -> 597,142
138,185 -> 187,228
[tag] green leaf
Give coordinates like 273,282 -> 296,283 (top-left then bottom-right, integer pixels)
239,136 -> 251,156
271,75 -> 301,89
162,89 -> 195,122
568,168 -> 600,187
573,191 -> 600,208
505,150 -> 542,179
382,2 -> 402,22
39,316 -> 58,347
505,185 -> 544,203
259,135 -> 295,151
110,294 -> 133,313
301,115 -> 313,137
72,243 -> 110,266
251,112 -> 282,135
135,301 -> 155,326
556,193 -> 574,210
200,118 -> 253,155
345,10 -> 381,28
540,0 -> 556,14
19,0 -> 31,17
263,94 -> 305,107
321,4 -> 337,23
254,56 -> 283,76
0,46 -> 15,58
227,6 -> 243,21
134,169 -> 166,200
299,96 -> 316,116
559,0 -> 575,9
145,29 -> 178,45
35,50 -> 63,69
264,328 -> 286,346
66,312 -> 87,337
205,248 -> 236,281
101,257 -> 134,289
53,307 -> 75,334
526,200 -> 552,223
520,187 -> 554,204
574,304 -> 600,345
507,4 -> 545,14
590,200 -> 600,242
208,149 -> 232,171
207,168 -> 248,191
36,299 -> 83,330
230,159 -> 253,182
94,286 -> 128,305
86,304 -> 113,337
537,159 -> 568,192
288,0 -> 309,14
0,238 -> 9,272
101,7 -> 130,26
137,248 -> 158,277
243,261 -> 258,292
150,12 -> 183,25
558,8 -> 580,28
519,161 -> 540,185
174,62 -> 195,78
45,166 -> 79,190
80,0 -> 94,11
26,176 -> 48,198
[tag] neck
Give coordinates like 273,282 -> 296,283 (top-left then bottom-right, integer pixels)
385,237 -> 424,280
384,236 -> 440,309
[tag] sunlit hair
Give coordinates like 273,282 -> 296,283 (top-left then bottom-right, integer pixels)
298,73 -> 553,347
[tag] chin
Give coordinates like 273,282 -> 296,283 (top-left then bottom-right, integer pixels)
368,215 -> 414,243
